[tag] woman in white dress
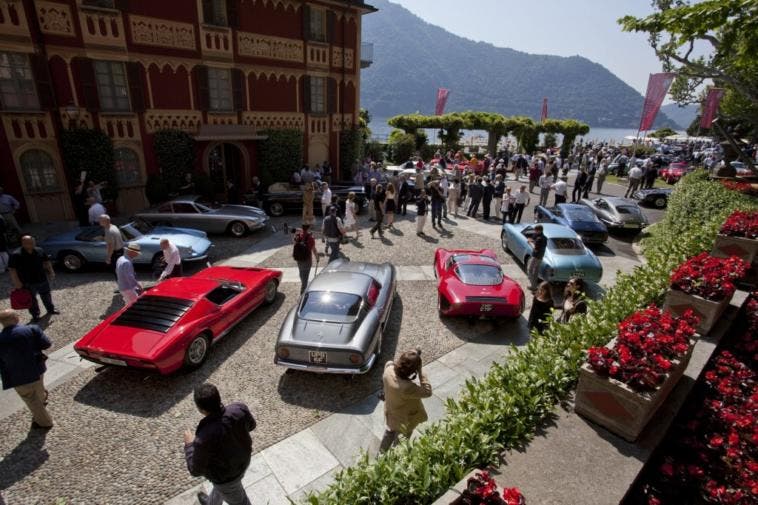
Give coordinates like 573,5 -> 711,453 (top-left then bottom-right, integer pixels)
344,191 -> 359,239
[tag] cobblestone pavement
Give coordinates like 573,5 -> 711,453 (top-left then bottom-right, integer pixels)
0,176 -> 659,504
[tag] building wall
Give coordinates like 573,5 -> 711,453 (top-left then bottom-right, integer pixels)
0,0 -> 370,223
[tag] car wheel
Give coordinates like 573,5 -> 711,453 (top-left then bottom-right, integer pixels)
437,293 -> 450,317
268,202 -> 284,217
228,221 -> 247,238
263,280 -> 278,304
654,197 -> 667,208
60,251 -> 85,272
151,253 -> 164,273
184,334 -> 210,368
501,231 -> 509,251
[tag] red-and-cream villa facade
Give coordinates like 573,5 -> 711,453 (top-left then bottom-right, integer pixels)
0,0 -> 375,222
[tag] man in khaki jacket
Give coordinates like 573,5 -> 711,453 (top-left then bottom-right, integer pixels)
379,349 -> 432,452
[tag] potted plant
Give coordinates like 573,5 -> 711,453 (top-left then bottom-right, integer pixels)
452,471 -> 525,505
663,252 -> 749,334
712,209 -> 758,265
575,305 -> 699,442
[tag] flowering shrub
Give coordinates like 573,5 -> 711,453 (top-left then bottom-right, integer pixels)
669,252 -> 749,301
586,305 -> 699,392
720,210 -> 758,239
721,180 -> 758,197
635,292 -> 758,505
461,472 -> 525,505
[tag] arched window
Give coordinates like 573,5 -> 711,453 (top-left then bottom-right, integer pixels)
113,147 -> 141,186
20,149 -> 59,193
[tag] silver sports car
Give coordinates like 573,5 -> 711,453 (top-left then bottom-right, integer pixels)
135,195 -> 269,237
579,197 -> 649,230
274,259 -> 397,374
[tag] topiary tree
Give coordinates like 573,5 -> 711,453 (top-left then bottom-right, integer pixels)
340,127 -> 364,181
60,128 -> 117,201
153,130 -> 196,193
388,130 -> 416,163
257,128 -> 303,187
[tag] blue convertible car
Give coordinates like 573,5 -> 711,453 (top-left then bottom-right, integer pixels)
501,223 -> 603,283
533,203 -> 608,244
42,220 -> 212,272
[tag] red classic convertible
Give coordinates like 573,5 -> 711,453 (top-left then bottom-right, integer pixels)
434,248 -> 525,319
74,266 -> 281,374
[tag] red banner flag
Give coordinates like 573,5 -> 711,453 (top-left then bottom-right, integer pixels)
700,88 -> 725,129
541,97 -> 548,123
435,88 -> 450,116
638,73 -> 676,132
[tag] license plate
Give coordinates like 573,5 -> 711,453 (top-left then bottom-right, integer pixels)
480,304 -> 493,312
100,357 -> 127,366
624,223 -> 641,228
309,351 -> 328,364
572,271 -> 585,278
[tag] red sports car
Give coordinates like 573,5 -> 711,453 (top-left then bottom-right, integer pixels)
659,162 -> 692,184
74,266 -> 281,374
434,248 -> 525,319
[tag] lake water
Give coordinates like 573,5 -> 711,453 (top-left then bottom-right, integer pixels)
368,118 -> 682,146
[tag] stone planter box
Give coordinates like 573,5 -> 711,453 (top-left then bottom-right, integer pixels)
575,337 -> 695,442
663,288 -> 731,335
712,234 -> 758,266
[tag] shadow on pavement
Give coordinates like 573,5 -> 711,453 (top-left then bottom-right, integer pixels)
0,429 -> 49,491
72,292 -> 287,417
275,295 -> 404,412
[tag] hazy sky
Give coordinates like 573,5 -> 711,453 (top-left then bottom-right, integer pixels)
389,0 -> 672,98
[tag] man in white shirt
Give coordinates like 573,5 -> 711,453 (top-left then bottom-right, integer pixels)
87,197 -> 106,226
625,164 -> 644,198
320,182 -> 332,218
551,179 -> 568,204
158,239 -> 182,281
538,173 -> 552,206
512,185 -> 530,224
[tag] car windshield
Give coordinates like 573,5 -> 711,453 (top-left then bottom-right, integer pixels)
195,202 -> 214,213
548,238 -> 584,252
120,224 -> 143,240
299,291 -> 363,322
451,254 -> 497,265
123,219 -> 154,238
565,208 -> 598,222
455,264 -> 503,286
616,206 -> 641,215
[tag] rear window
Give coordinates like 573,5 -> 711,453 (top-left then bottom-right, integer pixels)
299,291 -> 362,322
616,206 -> 640,215
565,208 -> 598,222
455,265 -> 503,285
549,238 -> 584,251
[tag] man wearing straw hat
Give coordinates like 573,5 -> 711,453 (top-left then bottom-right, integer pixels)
116,243 -> 143,305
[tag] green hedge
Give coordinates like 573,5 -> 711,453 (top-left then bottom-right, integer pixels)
257,128 -> 303,187
308,170 -> 758,504
60,128 -> 117,201
153,129 -> 196,193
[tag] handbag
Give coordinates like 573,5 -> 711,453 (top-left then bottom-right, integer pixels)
10,288 -> 33,310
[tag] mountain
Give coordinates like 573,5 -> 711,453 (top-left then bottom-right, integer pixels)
661,103 -> 698,130
360,0 -> 679,129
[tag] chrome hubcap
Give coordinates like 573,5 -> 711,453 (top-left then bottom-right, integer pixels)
265,282 -> 276,302
64,255 -> 81,270
270,204 -> 283,216
188,338 -> 207,364
231,223 -> 245,236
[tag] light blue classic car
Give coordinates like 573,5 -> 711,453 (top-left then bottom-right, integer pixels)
41,220 -> 212,272
500,223 -> 603,283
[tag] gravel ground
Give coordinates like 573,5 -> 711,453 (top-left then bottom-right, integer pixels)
0,279 -> 521,505
259,212 -> 514,268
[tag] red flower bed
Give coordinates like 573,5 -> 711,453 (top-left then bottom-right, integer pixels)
669,252 -> 749,301
460,471 -> 525,505
587,305 -> 699,392
720,210 -> 758,240
631,292 -> 758,505
721,180 -> 758,197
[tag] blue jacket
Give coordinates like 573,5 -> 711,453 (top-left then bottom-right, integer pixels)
184,402 -> 256,484
0,324 -> 51,390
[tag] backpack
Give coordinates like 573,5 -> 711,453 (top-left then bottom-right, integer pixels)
292,233 -> 310,262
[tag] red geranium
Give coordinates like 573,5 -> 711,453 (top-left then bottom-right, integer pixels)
586,305 -> 699,392
721,180 -> 758,197
462,472 -> 526,505
669,252 -> 749,301
720,210 -> 758,239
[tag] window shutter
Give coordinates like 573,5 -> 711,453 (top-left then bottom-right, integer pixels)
327,78 -> 336,114
30,53 -> 56,110
195,65 -> 210,111
232,68 -> 245,111
302,4 -> 311,40
226,0 -> 239,28
202,0 -> 214,24
302,75 -> 311,114
75,57 -> 100,113
126,62 -> 145,112
326,10 -> 335,43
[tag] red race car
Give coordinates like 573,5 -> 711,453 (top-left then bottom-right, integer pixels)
659,162 -> 692,184
434,248 -> 525,319
74,265 -> 281,374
